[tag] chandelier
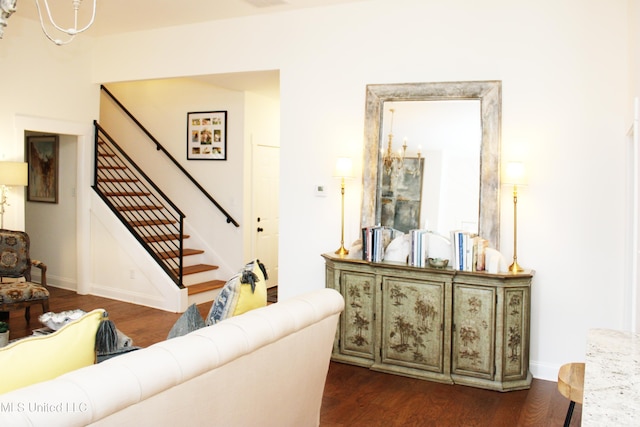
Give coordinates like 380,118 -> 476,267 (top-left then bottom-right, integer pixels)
0,0 -> 17,39
382,108 -> 422,176
35,0 -> 97,45
0,0 -> 97,44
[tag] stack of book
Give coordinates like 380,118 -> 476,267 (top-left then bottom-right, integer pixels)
450,230 -> 489,272
362,226 -> 400,262
408,229 -> 429,267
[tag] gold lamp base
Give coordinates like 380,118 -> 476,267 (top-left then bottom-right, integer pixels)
508,259 -> 524,273
335,245 -> 349,256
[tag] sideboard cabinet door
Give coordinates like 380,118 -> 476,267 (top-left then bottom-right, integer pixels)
502,286 -> 530,382
451,273 -> 532,391
373,275 -> 451,383
337,270 -> 376,366
451,283 -> 496,380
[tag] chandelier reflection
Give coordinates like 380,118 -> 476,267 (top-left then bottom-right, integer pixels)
382,108 -> 421,176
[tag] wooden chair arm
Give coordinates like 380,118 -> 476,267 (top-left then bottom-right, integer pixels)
30,260 -> 47,286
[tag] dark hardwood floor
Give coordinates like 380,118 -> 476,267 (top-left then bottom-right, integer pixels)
321,362 -> 580,426
5,285 -> 202,348
5,286 -> 580,426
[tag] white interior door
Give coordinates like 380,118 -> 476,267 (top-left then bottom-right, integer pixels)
252,144 -> 279,288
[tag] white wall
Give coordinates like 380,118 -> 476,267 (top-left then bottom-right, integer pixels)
632,0 -> 640,100
25,133 -> 77,289
0,16 -> 97,294
628,0 -> 640,333
0,17 -> 97,148
0,0 -> 636,381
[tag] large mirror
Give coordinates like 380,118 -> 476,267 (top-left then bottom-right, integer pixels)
361,81 -> 501,249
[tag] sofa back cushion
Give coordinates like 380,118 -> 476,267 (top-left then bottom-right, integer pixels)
0,289 -> 345,426
0,309 -> 103,394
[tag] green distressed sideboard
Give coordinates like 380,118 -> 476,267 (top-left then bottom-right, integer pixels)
323,253 -> 533,392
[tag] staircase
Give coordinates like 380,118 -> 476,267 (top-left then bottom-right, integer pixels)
93,126 -> 226,305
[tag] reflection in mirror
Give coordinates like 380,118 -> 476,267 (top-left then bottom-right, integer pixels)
361,81 -> 501,250
380,101 -> 481,236
380,156 -> 424,232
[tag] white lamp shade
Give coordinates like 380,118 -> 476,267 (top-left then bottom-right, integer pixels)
0,162 -> 28,186
504,161 -> 526,186
333,157 -> 353,178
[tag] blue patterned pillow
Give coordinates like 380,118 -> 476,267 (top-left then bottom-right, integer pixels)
167,303 -> 205,339
206,260 -> 267,325
206,273 -> 242,325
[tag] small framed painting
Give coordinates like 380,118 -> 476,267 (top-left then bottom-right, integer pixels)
26,134 -> 59,203
187,111 -> 227,160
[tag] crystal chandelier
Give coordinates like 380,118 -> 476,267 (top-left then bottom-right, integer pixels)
35,0 -> 97,45
382,108 -> 407,176
382,108 -> 422,176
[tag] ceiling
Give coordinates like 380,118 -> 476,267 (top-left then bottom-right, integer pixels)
15,0 -> 366,97
17,0 -> 367,36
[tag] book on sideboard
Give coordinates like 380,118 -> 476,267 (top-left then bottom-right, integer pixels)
361,226 -> 489,272
408,229 -> 429,267
362,226 -> 400,263
450,230 -> 488,272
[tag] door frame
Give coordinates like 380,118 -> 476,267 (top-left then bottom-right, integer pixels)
15,114 -> 92,295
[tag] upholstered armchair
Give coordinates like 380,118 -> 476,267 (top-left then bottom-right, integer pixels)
0,229 -> 50,323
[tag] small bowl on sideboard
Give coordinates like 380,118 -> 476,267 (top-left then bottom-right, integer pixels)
427,258 -> 449,269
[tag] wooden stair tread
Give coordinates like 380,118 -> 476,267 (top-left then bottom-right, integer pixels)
178,264 -> 219,276
116,205 -> 163,211
104,191 -> 150,196
158,248 -> 204,259
187,280 -> 226,295
143,233 -> 190,242
98,165 -> 127,170
129,219 -> 174,227
98,178 -> 139,183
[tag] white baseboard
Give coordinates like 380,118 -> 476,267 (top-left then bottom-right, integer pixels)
89,283 -> 185,313
530,360 -> 559,382
31,273 -> 76,292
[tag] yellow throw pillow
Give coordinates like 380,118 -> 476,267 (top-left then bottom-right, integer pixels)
232,260 -> 268,316
0,309 -> 104,394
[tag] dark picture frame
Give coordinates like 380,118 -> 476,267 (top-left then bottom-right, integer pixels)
187,111 -> 227,160
26,134 -> 59,203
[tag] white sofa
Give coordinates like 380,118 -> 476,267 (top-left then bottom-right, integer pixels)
0,288 -> 344,427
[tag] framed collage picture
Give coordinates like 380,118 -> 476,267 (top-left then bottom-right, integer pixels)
26,134 -> 59,203
187,111 -> 227,160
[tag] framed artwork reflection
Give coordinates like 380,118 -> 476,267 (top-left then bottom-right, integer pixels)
26,134 -> 59,203
187,111 -> 227,160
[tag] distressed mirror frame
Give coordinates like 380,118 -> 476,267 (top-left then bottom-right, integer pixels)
361,80 -> 502,250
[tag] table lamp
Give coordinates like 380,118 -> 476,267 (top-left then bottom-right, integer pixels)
504,161 -> 526,273
334,157 -> 353,255
0,161 -> 28,229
